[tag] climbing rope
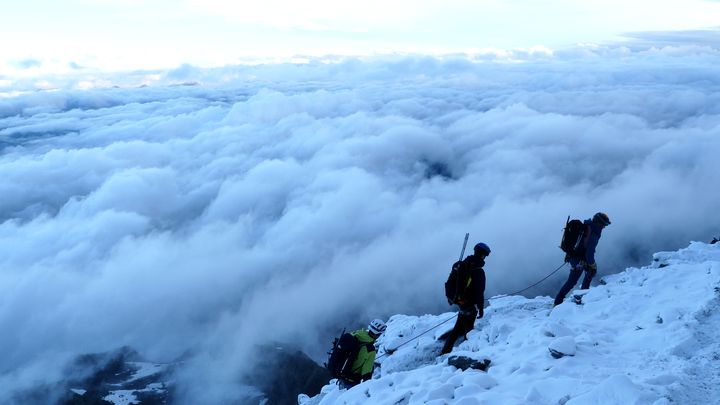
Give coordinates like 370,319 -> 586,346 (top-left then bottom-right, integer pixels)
497,262 -> 568,298
376,262 -> 568,358
376,314 -> 457,359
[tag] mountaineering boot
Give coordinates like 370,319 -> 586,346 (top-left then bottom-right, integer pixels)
440,339 -> 454,355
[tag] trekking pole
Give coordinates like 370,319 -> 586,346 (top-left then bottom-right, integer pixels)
459,233 -> 469,261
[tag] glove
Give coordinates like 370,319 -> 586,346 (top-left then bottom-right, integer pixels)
477,306 -> 484,319
447,298 -> 454,306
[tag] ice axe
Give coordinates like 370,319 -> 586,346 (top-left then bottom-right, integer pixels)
459,232 -> 470,261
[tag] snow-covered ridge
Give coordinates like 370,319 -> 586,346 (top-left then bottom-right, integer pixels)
304,242 -> 720,404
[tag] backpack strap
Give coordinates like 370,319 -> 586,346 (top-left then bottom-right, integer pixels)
454,260 -> 464,303
575,223 -> 591,263
456,260 -> 473,305
581,224 -> 591,248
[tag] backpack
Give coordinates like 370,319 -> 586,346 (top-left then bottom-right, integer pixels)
445,260 -> 473,305
325,331 -> 375,381
560,217 -> 587,262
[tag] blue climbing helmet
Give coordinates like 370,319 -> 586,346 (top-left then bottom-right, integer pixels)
474,242 -> 491,256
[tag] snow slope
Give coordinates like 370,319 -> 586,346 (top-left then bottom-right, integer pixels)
303,242 -> 720,404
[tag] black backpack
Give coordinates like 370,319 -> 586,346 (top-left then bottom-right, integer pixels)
560,217 -> 587,262
325,331 -> 375,381
445,260 -> 472,305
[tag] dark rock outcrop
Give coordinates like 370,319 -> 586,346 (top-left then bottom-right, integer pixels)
447,356 -> 491,371
16,343 -> 328,405
247,344 -> 330,405
13,346 -> 173,405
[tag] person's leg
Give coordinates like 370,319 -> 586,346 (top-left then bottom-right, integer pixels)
441,314 -> 465,354
459,308 -> 478,337
338,379 -> 354,390
580,268 -> 595,290
554,269 -> 583,305
442,309 -> 478,354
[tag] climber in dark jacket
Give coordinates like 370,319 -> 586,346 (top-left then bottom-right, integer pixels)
441,242 -> 489,354
554,212 -> 611,306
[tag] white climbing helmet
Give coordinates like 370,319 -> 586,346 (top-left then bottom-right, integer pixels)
368,319 -> 387,335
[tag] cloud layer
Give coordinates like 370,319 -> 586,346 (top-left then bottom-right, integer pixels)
1,41 -> 720,402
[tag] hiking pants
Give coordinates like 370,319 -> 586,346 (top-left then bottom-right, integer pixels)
441,307 -> 477,354
554,265 -> 594,305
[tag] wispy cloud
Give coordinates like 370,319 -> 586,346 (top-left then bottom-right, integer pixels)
620,27 -> 720,48
10,59 -> 42,70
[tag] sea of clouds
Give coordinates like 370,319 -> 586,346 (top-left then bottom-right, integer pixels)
1,36 -> 719,402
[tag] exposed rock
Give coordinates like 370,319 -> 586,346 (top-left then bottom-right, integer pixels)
549,336 -> 577,359
12,346 -> 174,405
17,343 -> 328,405
247,344 -> 330,405
447,356 -> 491,371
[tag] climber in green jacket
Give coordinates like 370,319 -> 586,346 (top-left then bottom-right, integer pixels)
339,319 -> 386,388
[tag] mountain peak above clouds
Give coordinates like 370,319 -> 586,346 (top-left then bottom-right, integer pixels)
304,242 -> 720,404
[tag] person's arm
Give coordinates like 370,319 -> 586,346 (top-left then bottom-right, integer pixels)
360,347 -> 376,380
475,268 -> 486,317
581,224 -> 595,264
584,232 -> 599,266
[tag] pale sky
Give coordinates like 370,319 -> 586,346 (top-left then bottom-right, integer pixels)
1,0 -> 719,73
